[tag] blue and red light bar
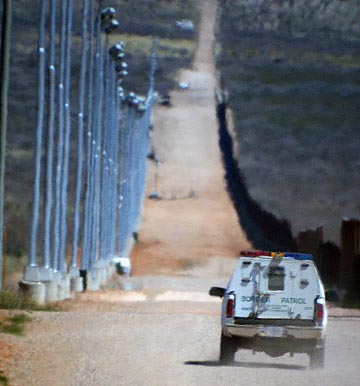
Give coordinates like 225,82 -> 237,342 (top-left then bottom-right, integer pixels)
239,250 -> 271,257
240,250 -> 313,260
283,252 -> 313,260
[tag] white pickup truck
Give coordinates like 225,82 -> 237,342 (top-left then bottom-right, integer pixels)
210,251 -> 327,368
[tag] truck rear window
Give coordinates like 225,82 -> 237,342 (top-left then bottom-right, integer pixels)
268,266 -> 285,291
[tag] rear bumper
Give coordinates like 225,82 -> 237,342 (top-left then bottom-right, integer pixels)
224,323 -> 324,340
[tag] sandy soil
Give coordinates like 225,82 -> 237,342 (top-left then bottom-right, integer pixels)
131,0 -> 250,275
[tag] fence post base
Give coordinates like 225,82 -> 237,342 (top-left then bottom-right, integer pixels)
45,280 -> 58,302
23,266 -> 41,282
39,266 -> 53,282
61,274 -> 71,299
52,272 -> 65,301
86,272 -> 100,291
70,276 -> 83,292
94,259 -> 107,286
18,280 -> 46,304
68,266 -> 80,278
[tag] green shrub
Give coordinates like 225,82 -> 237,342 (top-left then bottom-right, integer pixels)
0,375 -> 8,386
0,314 -> 31,336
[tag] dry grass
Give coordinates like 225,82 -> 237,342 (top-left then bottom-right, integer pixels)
0,289 -> 60,312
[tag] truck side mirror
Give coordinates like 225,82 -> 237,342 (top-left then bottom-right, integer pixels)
209,287 -> 226,298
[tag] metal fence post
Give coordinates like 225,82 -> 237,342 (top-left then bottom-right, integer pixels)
25,0 -> 47,282
70,0 -> 89,278
41,0 -> 57,282
0,0 -> 12,289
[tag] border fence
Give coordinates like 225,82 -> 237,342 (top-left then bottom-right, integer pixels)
19,1 -> 156,302
216,92 -> 360,301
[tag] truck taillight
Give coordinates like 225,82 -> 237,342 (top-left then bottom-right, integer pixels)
315,302 -> 324,325
226,296 -> 235,318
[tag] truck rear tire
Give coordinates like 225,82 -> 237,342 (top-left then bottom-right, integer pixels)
220,334 -> 237,364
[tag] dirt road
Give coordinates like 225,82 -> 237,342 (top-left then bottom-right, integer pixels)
131,0 -> 250,275
5,269 -> 360,386
2,1 -> 360,385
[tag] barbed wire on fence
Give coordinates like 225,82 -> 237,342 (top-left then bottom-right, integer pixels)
23,0 -> 157,301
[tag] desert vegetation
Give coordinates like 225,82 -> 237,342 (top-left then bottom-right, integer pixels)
216,0 -> 360,243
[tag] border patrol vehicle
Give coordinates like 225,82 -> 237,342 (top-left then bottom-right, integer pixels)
209,250 -> 327,368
